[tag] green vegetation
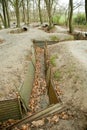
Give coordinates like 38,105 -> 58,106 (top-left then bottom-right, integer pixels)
53,15 -> 65,25
73,13 -> 86,25
52,13 -> 87,32
53,15 -> 61,24
50,54 -> 57,66
54,70 -> 61,80
50,35 -> 59,41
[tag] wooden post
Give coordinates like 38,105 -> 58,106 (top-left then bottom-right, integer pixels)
17,98 -> 23,118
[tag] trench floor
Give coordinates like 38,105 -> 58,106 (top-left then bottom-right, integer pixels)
28,46 -> 49,115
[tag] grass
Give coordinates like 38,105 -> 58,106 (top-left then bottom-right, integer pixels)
50,35 -> 59,41
54,70 -> 61,80
53,15 -> 65,25
50,54 -> 57,66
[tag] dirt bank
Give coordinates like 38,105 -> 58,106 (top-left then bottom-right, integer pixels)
48,40 -> 87,129
0,26 -> 73,100
49,40 -> 87,111
0,25 -> 87,129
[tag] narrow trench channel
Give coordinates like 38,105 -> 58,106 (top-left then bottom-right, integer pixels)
2,41 -> 61,130
27,43 -> 87,130
4,41 -> 87,130
28,44 -> 59,115
28,46 -> 50,114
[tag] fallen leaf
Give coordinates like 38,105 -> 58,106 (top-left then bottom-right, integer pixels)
47,117 -> 51,123
51,115 -> 59,123
32,119 -> 44,127
21,124 -> 29,130
62,114 -> 68,120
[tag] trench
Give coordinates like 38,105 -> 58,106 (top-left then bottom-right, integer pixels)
28,41 -> 59,114
34,41 -> 60,104
0,41 -> 59,125
4,40 -> 87,130
4,41 -> 61,130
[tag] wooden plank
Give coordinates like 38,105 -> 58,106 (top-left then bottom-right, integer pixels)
17,98 -> 23,118
0,98 -> 22,122
6,103 -> 67,130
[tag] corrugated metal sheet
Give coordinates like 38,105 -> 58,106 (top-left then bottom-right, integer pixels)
46,67 -> 59,104
0,98 -> 22,122
32,46 -> 36,66
0,48 -> 36,122
20,61 -> 35,109
0,62 -> 35,122
33,40 -> 59,48
48,80 -> 59,104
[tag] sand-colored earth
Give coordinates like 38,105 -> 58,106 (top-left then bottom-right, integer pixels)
0,26 -> 73,100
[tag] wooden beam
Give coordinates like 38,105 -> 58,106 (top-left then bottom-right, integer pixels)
6,103 -> 67,130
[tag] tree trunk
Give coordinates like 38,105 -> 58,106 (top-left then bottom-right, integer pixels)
85,0 -> 87,23
0,15 -> 2,29
15,0 -> 20,27
22,0 -> 26,24
4,0 -> 10,27
27,0 -> 30,25
44,0 -> 53,29
1,0 -> 8,28
38,0 -> 43,24
0,13 -> 4,27
69,0 -> 73,33
48,8 -> 53,29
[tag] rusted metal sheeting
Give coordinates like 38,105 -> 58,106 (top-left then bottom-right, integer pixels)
48,79 -> 59,104
33,40 -> 59,48
0,98 -> 22,122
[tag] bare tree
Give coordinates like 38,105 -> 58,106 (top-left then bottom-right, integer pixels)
27,0 -> 30,25
10,0 -> 21,27
5,0 -> 10,27
22,0 -> 26,24
0,0 -> 10,28
85,0 -> 87,22
15,0 -> 20,27
1,0 -> 8,28
44,0 -> 54,29
38,0 -> 43,24
69,0 -> 73,33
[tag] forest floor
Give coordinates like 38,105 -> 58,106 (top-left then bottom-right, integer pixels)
0,25 -> 87,129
